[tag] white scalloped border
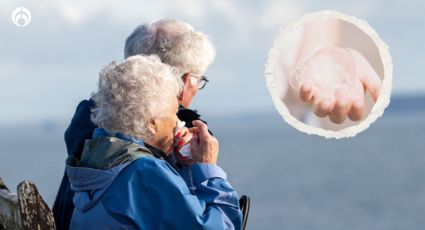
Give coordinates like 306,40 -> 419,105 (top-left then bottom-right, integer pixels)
265,10 -> 393,139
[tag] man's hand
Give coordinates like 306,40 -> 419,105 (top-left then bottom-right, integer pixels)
188,120 -> 219,164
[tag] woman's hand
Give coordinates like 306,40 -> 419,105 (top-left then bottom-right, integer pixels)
188,120 -> 219,164
293,45 -> 382,124
174,127 -> 194,165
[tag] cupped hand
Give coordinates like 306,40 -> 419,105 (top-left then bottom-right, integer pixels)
292,45 -> 382,124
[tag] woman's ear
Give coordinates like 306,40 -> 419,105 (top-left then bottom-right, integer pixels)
147,119 -> 157,136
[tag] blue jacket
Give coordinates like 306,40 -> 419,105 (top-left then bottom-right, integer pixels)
52,100 -> 216,229
66,130 -> 242,229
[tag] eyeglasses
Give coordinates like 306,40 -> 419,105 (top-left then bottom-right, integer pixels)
187,74 -> 209,90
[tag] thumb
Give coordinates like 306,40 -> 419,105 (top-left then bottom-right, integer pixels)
360,72 -> 382,102
188,127 -> 199,134
192,120 -> 209,140
350,48 -> 382,102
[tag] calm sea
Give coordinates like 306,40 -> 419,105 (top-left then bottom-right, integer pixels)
1,96 -> 424,229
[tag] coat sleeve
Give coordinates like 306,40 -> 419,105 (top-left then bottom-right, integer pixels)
123,158 -> 243,230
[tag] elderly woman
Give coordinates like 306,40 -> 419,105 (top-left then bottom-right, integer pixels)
53,19 -> 219,229
66,55 -> 242,229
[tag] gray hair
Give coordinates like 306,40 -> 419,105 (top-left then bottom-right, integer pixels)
124,19 -> 216,77
90,55 -> 180,140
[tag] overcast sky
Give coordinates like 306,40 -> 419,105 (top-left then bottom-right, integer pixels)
0,0 -> 424,124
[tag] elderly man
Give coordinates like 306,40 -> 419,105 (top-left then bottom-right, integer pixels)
53,19 -> 221,229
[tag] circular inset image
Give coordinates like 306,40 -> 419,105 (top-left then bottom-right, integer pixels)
265,10 -> 392,138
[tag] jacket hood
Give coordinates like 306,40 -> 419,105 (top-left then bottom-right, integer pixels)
66,136 -> 151,212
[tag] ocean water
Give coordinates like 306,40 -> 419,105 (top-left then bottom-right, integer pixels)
0,107 -> 424,229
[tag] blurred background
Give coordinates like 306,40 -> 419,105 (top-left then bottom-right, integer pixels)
0,0 -> 424,229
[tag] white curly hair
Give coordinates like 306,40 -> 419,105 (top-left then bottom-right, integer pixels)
90,55 -> 180,140
124,19 -> 216,78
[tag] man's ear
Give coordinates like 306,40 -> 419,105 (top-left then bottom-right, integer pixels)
179,73 -> 190,101
181,73 -> 190,84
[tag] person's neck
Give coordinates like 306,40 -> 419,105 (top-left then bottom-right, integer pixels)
179,102 -> 190,108
144,140 -> 171,156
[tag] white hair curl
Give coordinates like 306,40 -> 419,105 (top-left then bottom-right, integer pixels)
124,19 -> 216,77
90,55 -> 180,140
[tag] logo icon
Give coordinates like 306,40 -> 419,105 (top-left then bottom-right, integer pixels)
11,7 -> 31,27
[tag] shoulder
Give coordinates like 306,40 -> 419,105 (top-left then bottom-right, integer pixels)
68,99 -> 95,123
117,155 -> 180,183
79,99 -> 95,108
64,99 -> 97,157
73,99 -> 95,117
